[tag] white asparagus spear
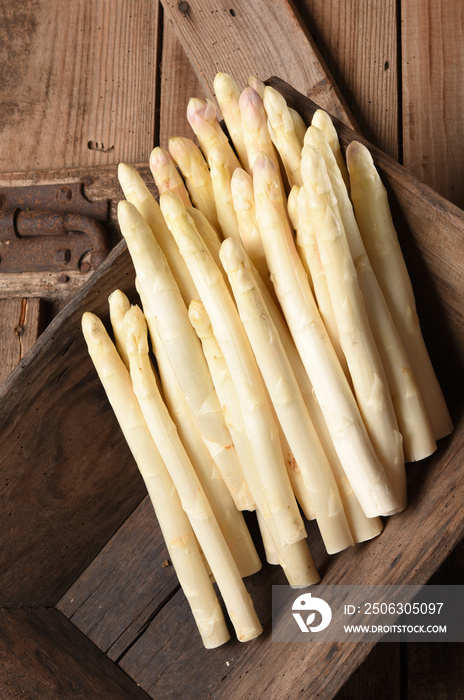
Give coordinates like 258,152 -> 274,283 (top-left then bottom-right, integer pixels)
117,200 -> 252,510
220,236 -> 354,554
124,306 -> 262,642
247,75 -> 307,147
136,292 -> 260,578
288,184 -> 351,380
149,146 -> 191,206
187,298 -> 319,585
301,145 -> 407,509
239,86 -> 287,193
188,298 -> 315,522
247,75 -> 265,97
263,85 -> 303,187
256,510 -> 279,565
81,311 -> 230,649
168,136 -> 220,231
230,167 -> 274,297
117,162 -> 198,306
214,72 -> 249,170
310,109 -> 350,192
108,289 -> 131,369
307,126 -> 436,462
252,152 -> 400,518
159,190 -> 307,546
346,140 -> 453,442
208,142 -> 241,242
186,97 -> 241,173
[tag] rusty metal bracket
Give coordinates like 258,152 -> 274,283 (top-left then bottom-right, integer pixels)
0,181 -> 111,273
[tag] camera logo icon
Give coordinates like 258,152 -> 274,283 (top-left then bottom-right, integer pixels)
292,592 -> 332,633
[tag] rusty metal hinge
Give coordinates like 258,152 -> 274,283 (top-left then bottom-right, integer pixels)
0,181 -> 111,273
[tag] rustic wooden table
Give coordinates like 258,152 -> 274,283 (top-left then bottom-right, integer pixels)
1,1 -> 463,698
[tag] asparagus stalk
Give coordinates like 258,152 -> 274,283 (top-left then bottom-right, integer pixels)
220,236 -> 354,553
288,184 -> 351,380
301,145 -> 407,509
188,298 -> 315,523
263,85 -> 303,187
137,290 -> 260,577
252,152 -> 400,518
149,146 -> 191,206
230,167 -> 273,296
108,289 -> 131,369
239,86 -> 286,193
168,136 -> 220,231
159,190 -> 307,546
346,140 -> 453,442
124,305 -> 262,642
117,200 -> 252,511
81,311 -> 230,649
307,126 -> 436,462
310,109 -> 350,192
213,71 -> 249,170
208,142 -> 241,241
117,162 -> 198,306
186,97 -> 241,173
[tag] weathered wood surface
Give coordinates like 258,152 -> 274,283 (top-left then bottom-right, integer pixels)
160,0 -> 357,128
401,0 -> 464,208
0,298 -> 46,383
0,607 -> 150,699
0,0 -> 159,172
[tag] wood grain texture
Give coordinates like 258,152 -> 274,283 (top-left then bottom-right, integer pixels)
0,0 -> 160,172
159,0 -> 357,127
0,607 -> 150,700
57,495 -> 180,662
295,0 -> 399,159
159,18 -> 207,145
0,298 -> 46,384
402,0 -> 464,208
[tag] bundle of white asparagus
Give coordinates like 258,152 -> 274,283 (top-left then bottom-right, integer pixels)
82,72 -> 452,648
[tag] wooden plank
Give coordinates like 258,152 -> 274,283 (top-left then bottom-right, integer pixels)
159,0 -> 358,127
159,18 -> 207,144
0,298 -> 46,384
0,0 -> 160,173
57,495 -> 180,662
0,607 -> 150,700
402,0 -> 464,208
295,0 -> 399,159
335,643 -> 402,700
